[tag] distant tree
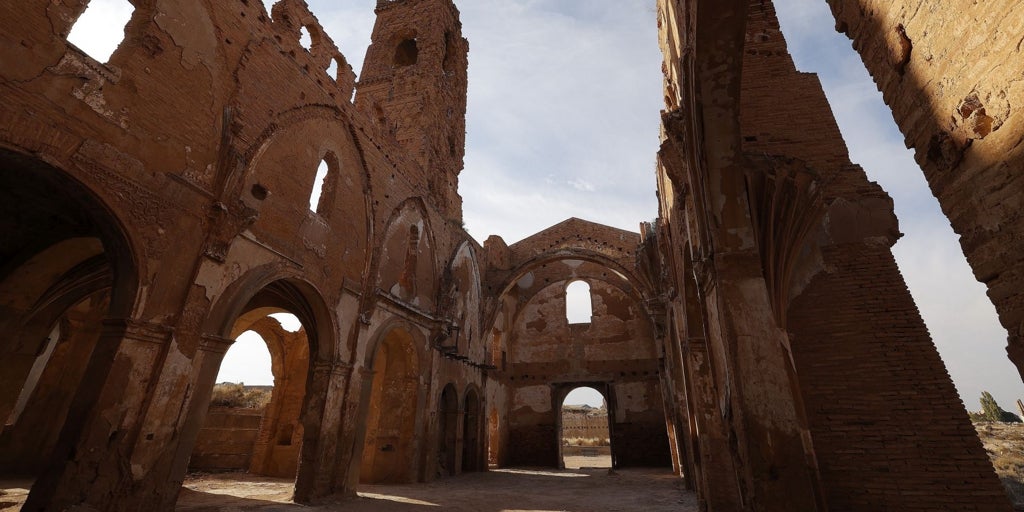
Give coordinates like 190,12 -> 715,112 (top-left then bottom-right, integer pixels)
979,391 -> 1022,423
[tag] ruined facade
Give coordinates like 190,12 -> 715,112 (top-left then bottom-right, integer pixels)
0,0 -> 1018,511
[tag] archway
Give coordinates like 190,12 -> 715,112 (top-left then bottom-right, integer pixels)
189,313 -> 309,478
360,327 -> 420,484
0,149 -> 137,479
559,386 -> 611,470
437,384 -> 458,477
462,387 -> 481,472
183,277 -> 334,502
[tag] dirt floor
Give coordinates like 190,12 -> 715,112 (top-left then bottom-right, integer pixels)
179,467 -> 693,512
563,455 -> 612,469
0,467 -> 694,511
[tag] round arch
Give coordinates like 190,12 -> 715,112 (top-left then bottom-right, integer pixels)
358,321 -> 424,484
0,147 -> 142,477
234,108 -> 374,285
372,197 -> 438,309
362,317 -> 429,370
202,267 -> 337,364
436,383 -> 459,477
484,250 -> 657,341
554,383 -> 614,470
461,384 -> 483,473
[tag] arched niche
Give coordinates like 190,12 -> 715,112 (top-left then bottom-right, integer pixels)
375,200 -> 437,309
445,242 -> 482,358
437,383 -> 459,477
240,115 -> 370,276
462,386 -> 482,473
359,325 -> 422,484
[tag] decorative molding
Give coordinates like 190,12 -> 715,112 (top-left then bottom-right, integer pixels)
198,334 -> 235,355
102,318 -> 174,346
745,155 -> 831,329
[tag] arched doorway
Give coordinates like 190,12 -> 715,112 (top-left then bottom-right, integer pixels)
189,313 -> 309,478
360,327 -> 420,484
437,384 -> 458,477
559,386 -> 611,469
0,149 -> 138,479
462,387 -> 481,472
185,277 -> 334,502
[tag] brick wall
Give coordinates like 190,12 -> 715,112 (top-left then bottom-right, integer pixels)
188,407 -> 263,472
788,244 -> 1010,510
828,0 -> 1024,373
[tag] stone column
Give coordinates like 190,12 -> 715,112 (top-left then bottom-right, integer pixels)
24,318 -> 174,511
306,360 -> 353,498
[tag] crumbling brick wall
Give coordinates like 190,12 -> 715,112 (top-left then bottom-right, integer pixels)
828,0 -> 1024,376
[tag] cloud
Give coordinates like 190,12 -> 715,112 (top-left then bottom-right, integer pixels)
568,179 -> 595,192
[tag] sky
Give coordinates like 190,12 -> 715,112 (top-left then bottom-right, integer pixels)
67,0 -> 1023,413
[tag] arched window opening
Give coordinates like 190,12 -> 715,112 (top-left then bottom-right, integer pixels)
299,26 -> 313,51
393,38 -> 418,67
560,386 -> 611,469
216,331 -> 274,388
565,280 -> 592,324
6,323 -> 62,427
326,58 -> 339,81
66,0 -> 135,63
309,158 -> 332,214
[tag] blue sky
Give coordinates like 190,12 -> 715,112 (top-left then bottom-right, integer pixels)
68,0 -> 1024,413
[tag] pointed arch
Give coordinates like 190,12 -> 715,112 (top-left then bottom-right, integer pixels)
444,241 -> 482,358
374,198 -> 438,309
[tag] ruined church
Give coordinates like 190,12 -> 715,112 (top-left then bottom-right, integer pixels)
1,0 -> 1021,510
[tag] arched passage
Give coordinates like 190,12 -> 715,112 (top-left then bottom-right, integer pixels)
558,386 -> 612,469
462,387 -> 482,473
189,313 -> 310,478
186,276 -> 336,502
437,384 -> 458,477
0,149 -> 138,479
360,326 -> 420,484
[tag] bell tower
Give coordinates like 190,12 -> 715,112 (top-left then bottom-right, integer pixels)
356,0 -> 469,222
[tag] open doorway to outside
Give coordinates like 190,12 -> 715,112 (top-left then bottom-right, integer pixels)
559,386 -> 611,469
189,312 -> 309,479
